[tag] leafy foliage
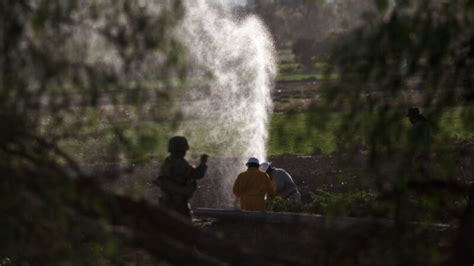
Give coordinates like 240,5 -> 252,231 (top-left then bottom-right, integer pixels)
316,0 -> 474,264
0,1 -> 276,265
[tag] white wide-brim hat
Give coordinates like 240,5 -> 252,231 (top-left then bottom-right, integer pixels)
259,161 -> 272,172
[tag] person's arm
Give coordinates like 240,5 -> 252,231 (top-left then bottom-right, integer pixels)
233,175 -> 241,198
265,173 -> 276,198
187,154 -> 208,180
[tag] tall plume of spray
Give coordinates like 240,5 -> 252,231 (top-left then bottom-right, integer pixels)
174,1 -> 277,207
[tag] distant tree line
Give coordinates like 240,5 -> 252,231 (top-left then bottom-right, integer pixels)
252,0 -> 375,67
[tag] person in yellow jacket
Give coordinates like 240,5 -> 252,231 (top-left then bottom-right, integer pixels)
233,157 -> 276,211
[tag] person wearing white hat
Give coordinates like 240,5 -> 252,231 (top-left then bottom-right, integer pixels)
232,157 -> 276,211
259,161 -> 301,201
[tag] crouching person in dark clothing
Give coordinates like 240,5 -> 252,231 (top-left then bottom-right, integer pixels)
155,136 -> 208,220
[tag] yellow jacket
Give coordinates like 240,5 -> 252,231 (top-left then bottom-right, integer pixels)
232,167 -> 276,211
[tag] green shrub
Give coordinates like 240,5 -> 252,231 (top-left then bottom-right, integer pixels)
267,189 -> 390,218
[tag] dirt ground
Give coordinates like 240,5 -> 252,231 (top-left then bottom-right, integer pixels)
191,139 -> 473,209
268,153 -> 368,198
190,152 -> 369,208
86,152 -> 368,207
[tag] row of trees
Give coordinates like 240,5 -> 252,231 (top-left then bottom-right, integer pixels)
252,0 -> 375,67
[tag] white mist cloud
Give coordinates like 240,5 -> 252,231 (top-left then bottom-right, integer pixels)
175,0 -> 276,206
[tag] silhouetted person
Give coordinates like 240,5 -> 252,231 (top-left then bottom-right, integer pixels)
233,157 -> 276,211
154,136 -> 208,220
407,107 -> 428,126
259,161 -> 301,201
406,107 -> 432,179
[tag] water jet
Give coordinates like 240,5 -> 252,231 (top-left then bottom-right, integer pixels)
175,0 -> 277,207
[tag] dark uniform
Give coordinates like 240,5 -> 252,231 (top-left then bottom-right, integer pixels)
156,136 -> 207,220
407,107 -> 432,179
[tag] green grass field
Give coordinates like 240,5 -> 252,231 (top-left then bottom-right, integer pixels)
60,106 -> 473,162
277,63 -> 327,82
268,108 -> 473,156
277,73 -> 324,82
269,111 -> 340,155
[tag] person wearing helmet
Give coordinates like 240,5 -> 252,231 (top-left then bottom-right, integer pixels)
259,162 -> 301,201
154,136 -> 208,220
233,157 -> 276,211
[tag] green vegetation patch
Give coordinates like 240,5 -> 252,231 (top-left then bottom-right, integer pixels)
268,107 -> 474,156
267,189 -> 467,222
58,107 -> 474,161
267,190 -> 387,218
278,63 -> 300,73
277,73 -> 324,82
269,111 -> 341,155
